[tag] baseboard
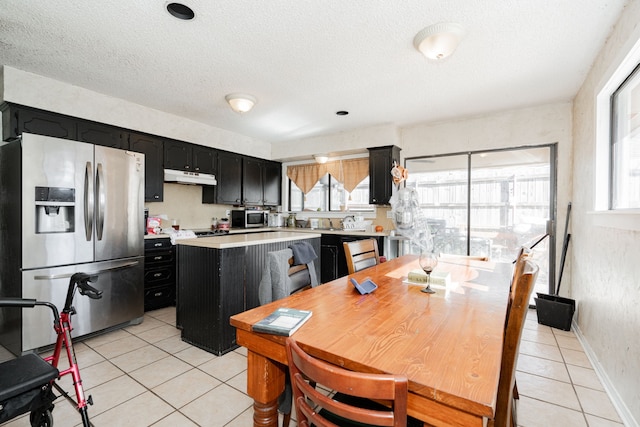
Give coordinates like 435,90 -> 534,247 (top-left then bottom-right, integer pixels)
572,320 -> 638,427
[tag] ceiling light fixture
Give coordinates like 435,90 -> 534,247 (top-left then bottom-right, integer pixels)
413,22 -> 465,60
314,154 -> 329,164
225,93 -> 257,113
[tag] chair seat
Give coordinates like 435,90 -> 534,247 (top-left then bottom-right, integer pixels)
0,354 -> 59,402
322,394 -> 423,427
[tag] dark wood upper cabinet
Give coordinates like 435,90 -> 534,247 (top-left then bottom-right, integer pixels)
215,151 -> 243,205
192,145 -> 217,175
165,140 -> 217,175
262,161 -> 281,206
368,145 -> 401,205
242,158 -> 264,205
2,103 -> 76,141
164,140 -> 192,171
204,154 -> 281,206
129,132 -> 164,202
77,120 -> 128,149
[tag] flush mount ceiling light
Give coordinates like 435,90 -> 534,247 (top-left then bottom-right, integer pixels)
225,93 -> 257,113
166,3 -> 195,20
314,154 -> 329,164
413,22 -> 465,60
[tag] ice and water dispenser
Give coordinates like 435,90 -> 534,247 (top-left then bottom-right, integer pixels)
35,186 -> 75,233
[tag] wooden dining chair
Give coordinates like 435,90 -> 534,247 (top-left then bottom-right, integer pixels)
288,257 -> 313,295
281,257 -> 314,427
286,337 -> 409,427
490,258 -> 539,427
343,239 -> 380,274
506,246 -> 530,402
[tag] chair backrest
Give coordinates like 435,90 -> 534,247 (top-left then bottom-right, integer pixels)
343,239 -> 380,274
492,259 -> 539,427
288,257 -> 312,295
286,338 -> 408,427
439,253 -> 489,261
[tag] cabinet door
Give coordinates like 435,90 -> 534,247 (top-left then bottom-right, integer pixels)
192,145 -> 217,175
321,244 -> 339,283
77,120 -> 128,149
263,161 -> 281,206
2,103 -> 76,141
242,158 -> 263,205
164,140 -> 192,171
216,151 -> 242,204
368,145 -> 401,204
130,133 -> 164,202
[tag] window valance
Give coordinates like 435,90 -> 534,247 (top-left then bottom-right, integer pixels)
286,158 -> 369,195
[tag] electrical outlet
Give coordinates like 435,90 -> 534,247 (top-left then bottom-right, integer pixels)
386,210 -> 394,218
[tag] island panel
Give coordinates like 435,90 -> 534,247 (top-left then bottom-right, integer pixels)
177,234 -> 321,355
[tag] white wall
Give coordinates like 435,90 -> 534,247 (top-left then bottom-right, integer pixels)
1,67 -> 271,158
572,0 -> 640,424
270,123 -> 400,162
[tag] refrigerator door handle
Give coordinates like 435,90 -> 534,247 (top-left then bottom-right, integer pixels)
96,162 -> 105,241
84,161 -> 94,241
32,260 -> 140,280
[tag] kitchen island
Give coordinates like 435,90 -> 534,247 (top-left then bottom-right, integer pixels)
176,231 -> 321,355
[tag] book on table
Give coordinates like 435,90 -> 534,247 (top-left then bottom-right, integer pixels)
406,269 -> 451,285
252,308 -> 313,336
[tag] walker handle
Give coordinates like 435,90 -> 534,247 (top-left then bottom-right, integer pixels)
0,298 -> 37,308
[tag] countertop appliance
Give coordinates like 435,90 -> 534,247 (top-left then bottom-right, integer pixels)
231,209 -> 267,228
267,212 -> 286,227
0,133 -> 145,355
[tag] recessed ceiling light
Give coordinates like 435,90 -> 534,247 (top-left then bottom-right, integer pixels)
167,3 -> 195,20
336,111 -> 349,116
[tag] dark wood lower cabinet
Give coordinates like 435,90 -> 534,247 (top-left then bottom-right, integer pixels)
144,238 -> 176,312
320,234 -> 385,283
177,237 -> 321,356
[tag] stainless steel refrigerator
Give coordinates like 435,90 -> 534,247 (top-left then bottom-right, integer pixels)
0,133 -> 145,355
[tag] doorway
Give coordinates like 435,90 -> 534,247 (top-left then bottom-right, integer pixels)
405,144 -> 557,303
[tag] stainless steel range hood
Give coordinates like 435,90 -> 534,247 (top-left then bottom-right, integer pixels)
164,169 -> 217,186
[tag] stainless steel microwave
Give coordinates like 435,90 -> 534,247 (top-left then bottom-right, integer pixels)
231,210 -> 267,228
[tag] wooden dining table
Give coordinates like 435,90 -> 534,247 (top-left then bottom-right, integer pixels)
230,254 -> 514,427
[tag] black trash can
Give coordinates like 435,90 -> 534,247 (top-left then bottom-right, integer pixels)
535,293 -> 575,331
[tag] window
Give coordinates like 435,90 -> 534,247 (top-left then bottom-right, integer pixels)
405,145 -> 556,302
610,63 -> 640,209
289,174 -> 372,212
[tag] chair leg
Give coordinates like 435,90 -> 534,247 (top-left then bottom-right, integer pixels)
282,411 -> 291,427
511,395 -> 518,427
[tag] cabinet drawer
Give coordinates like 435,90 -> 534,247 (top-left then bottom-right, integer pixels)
145,251 -> 174,265
145,238 -> 172,251
144,267 -> 174,286
144,285 -> 176,311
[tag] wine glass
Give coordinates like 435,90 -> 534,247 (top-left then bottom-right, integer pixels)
419,251 -> 438,294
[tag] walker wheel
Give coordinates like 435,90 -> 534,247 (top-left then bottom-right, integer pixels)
29,408 -> 53,427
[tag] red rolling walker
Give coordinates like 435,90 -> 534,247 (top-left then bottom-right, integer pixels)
0,272 -> 102,427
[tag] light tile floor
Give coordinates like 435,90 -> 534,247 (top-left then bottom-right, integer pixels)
0,307 -> 625,427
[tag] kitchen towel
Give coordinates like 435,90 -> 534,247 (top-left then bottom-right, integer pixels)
289,242 -> 317,264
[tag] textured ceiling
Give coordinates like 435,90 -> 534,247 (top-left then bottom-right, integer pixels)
0,1 -> 628,143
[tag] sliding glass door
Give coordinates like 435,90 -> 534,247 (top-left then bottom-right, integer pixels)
405,145 -> 557,301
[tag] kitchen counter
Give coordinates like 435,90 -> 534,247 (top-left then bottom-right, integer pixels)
146,227 -> 390,240
176,231 -> 321,249
176,232 -> 321,355
233,226 -> 390,237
